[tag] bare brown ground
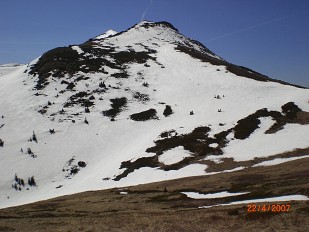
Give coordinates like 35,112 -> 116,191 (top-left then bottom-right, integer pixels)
202,147 -> 309,172
0,156 -> 308,232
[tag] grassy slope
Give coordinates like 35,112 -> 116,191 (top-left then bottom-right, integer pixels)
0,157 -> 308,232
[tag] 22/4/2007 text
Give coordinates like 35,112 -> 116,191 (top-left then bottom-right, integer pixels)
247,204 -> 290,213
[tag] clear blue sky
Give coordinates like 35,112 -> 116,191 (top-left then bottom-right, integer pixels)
1,0 -> 308,86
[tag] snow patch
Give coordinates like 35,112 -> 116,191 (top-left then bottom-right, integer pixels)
182,191 -> 249,199
159,146 -> 193,165
71,46 -> 83,54
95,30 -> 117,39
209,143 -> 218,148
204,155 -> 223,164
199,195 -> 309,209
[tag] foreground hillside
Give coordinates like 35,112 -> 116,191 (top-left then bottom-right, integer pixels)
0,157 -> 308,232
0,21 -> 308,209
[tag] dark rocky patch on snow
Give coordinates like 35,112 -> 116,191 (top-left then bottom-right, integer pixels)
234,102 -> 308,138
113,156 -> 160,181
266,102 -> 309,134
29,45 -> 111,90
112,50 -> 156,66
234,109 -> 278,140
29,41 -> 156,90
114,126 -> 232,181
64,91 -> 94,108
163,105 -> 173,117
141,21 -> 179,32
110,71 -> 129,79
146,126 -> 212,155
102,97 -> 127,119
62,157 -> 87,179
114,102 -> 308,180
160,130 -> 178,138
130,108 -> 158,121
133,92 -> 150,102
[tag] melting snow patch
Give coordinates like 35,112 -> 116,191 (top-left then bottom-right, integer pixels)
119,191 -> 128,195
252,155 -> 309,167
159,146 -> 193,165
209,143 -> 218,148
206,166 -> 245,175
182,191 -> 249,199
204,155 -> 223,164
71,46 -> 83,54
96,30 -> 117,39
199,195 -> 309,209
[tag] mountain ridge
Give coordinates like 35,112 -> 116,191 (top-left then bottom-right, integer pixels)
29,20 -> 306,90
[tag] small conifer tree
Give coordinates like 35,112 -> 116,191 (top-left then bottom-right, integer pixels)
32,131 -> 37,143
163,105 -> 173,117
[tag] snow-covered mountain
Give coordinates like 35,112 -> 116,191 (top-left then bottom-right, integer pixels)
0,21 -> 308,209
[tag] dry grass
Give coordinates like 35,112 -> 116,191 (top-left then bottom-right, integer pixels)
202,147 -> 309,173
0,157 -> 308,232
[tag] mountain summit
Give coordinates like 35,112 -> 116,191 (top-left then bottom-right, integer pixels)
0,21 -> 308,209
95,29 -> 117,40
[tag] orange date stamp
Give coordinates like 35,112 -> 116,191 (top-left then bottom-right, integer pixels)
247,204 -> 291,213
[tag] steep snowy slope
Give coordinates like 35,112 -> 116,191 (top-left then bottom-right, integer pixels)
0,21 -> 308,209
